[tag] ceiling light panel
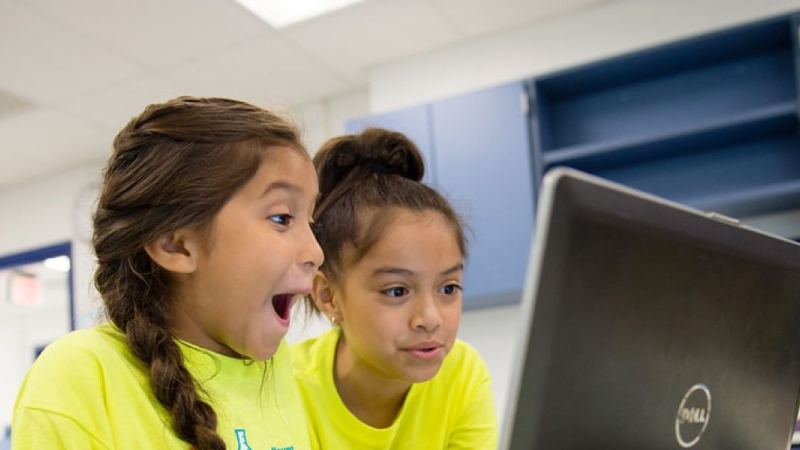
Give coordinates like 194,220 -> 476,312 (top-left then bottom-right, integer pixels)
234,0 -> 370,28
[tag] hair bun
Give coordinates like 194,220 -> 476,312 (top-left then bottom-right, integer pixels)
353,127 -> 424,181
317,127 -> 425,184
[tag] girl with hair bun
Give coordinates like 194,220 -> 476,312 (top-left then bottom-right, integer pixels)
12,96 -> 323,450
293,127 -> 497,449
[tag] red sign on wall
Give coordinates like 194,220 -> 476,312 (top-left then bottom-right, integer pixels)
9,272 -> 41,307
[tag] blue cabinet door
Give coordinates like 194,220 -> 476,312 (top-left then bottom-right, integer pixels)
531,15 -> 800,219
346,104 -> 437,187
431,82 -> 535,308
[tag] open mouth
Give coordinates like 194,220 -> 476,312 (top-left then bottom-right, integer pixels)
271,294 -> 294,321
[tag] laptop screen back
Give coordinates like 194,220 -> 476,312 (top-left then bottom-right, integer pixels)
502,168 -> 800,450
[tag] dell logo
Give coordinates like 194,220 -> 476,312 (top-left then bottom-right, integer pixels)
675,384 -> 711,448
678,407 -> 707,424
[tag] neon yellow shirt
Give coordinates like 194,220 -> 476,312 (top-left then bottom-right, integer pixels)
12,323 -> 310,450
292,328 -> 497,449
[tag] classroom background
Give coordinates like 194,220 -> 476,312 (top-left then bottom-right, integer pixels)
2,0 -> 800,445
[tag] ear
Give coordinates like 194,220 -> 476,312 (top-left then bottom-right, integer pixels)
312,271 -> 342,323
143,229 -> 200,274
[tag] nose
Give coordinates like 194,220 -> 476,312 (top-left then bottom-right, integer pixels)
301,222 -> 324,270
409,292 -> 442,332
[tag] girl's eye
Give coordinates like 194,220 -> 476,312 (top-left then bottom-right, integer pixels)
441,284 -> 462,295
268,214 -> 293,226
382,287 -> 408,298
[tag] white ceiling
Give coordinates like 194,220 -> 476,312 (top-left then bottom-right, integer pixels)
0,0 -> 610,190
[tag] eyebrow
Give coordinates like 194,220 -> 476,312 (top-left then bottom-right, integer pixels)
261,180 -> 303,197
371,263 -> 464,278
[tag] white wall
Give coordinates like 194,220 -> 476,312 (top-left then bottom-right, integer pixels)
369,0 -> 800,113
291,89 -> 369,155
363,0 -> 800,431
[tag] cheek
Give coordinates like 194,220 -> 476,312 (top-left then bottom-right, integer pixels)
347,303 -> 399,339
443,306 -> 462,331
248,242 -> 293,278
352,307 -> 392,335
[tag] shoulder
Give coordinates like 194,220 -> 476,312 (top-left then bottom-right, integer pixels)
16,324 -> 140,408
422,339 -> 493,399
290,327 -> 337,376
443,340 -> 491,378
429,341 -> 497,424
404,340 -> 495,428
449,339 -> 483,359
31,324 -> 130,372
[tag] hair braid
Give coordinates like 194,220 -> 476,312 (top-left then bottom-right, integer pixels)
127,312 -> 224,449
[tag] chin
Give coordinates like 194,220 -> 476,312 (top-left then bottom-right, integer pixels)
406,366 -> 443,383
246,341 -> 281,361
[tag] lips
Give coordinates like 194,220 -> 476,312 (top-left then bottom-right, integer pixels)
271,294 -> 294,322
407,341 -> 443,351
404,341 -> 445,360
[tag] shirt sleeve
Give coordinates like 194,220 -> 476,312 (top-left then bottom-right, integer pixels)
12,407 -> 112,450
11,332 -> 116,450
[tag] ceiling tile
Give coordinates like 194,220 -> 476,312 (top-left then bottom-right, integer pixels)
15,0 -> 274,68
164,35 -> 350,107
430,0 -> 609,37
0,0 -> 622,191
58,75 -> 188,133
284,0 -> 461,85
0,1 -> 144,104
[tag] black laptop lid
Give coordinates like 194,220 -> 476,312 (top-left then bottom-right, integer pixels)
501,168 -> 800,450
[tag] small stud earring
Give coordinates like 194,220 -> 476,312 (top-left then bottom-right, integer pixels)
330,316 -> 338,325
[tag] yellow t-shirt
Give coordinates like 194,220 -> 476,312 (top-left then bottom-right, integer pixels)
292,328 -> 497,449
12,323 -> 310,450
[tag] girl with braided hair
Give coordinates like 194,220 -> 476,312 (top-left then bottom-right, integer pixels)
292,127 -> 497,449
12,96 -> 322,450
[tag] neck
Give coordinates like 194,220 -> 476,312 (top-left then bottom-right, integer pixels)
333,333 -> 412,428
167,287 -> 241,358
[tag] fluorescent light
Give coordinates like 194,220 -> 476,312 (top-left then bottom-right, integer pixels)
43,256 -> 71,273
234,0 -> 367,29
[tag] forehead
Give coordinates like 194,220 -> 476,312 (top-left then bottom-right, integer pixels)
260,145 -> 313,173
247,146 -> 317,195
354,209 -> 461,266
377,209 -> 448,234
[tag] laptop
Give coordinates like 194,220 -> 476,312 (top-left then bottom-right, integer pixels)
500,168 -> 800,450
